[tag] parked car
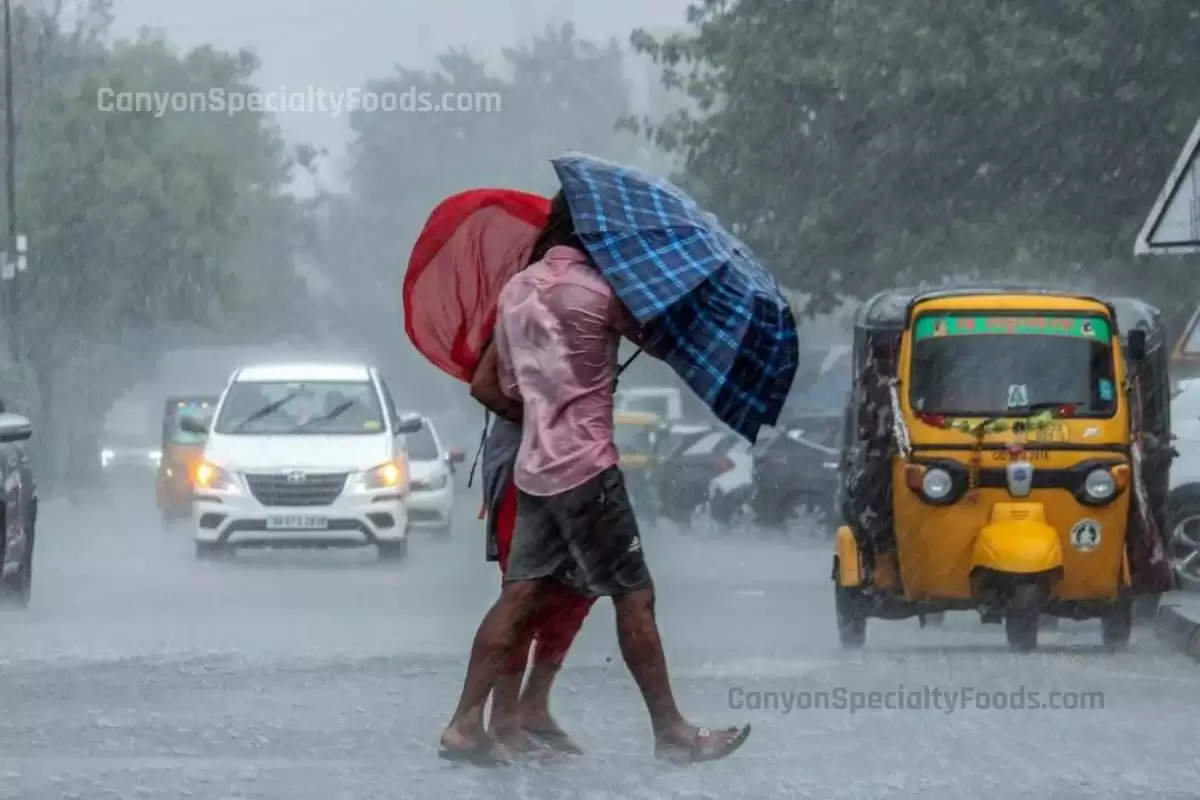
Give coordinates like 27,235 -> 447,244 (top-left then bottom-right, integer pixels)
750,411 -> 843,528
188,363 -> 422,561
656,429 -> 739,525
404,415 -> 462,537
707,436 -> 755,525
0,402 -> 36,608
1168,377 -> 1200,590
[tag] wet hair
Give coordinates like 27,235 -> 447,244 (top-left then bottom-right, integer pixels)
527,190 -> 582,265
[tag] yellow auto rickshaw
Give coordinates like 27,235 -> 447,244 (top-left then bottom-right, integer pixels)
155,395 -> 217,524
614,410 -> 666,516
834,289 -> 1173,651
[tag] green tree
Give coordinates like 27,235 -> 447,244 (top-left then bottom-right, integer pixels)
633,0 -> 1200,321
2,5 -> 311,481
321,23 -> 657,409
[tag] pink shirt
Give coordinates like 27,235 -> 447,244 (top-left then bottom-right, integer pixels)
494,246 -> 637,496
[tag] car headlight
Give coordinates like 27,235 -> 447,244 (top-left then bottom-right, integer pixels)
195,462 -> 240,493
101,448 -> 115,468
361,460 -> 408,491
1084,468 -> 1116,502
413,471 -> 449,492
922,468 -> 954,501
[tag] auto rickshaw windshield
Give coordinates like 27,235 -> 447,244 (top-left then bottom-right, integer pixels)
165,403 -> 212,445
909,312 -> 1118,417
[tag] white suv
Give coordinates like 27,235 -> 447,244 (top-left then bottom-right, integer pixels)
188,363 -> 421,561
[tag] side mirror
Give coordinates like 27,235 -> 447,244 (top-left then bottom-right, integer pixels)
394,414 -> 423,435
0,412 -> 32,443
179,415 -> 209,436
1127,329 -> 1147,363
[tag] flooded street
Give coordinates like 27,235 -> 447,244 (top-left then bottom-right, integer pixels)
2,489 -> 1198,799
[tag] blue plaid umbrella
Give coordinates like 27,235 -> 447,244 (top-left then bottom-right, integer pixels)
551,153 -> 798,442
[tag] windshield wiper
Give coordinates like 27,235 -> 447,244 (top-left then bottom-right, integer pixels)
232,391 -> 303,433
289,401 -> 355,433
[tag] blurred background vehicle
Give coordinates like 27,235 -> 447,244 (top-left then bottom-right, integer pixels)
656,428 -> 738,526
750,412 -> 843,529
99,430 -> 161,487
707,435 -> 754,525
615,385 -> 683,423
614,410 -> 666,518
404,415 -> 461,537
0,403 -> 37,608
749,344 -> 850,531
156,395 -> 218,525
1168,377 -> 1200,590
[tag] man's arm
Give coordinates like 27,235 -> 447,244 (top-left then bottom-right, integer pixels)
470,339 -> 522,423
611,296 -> 670,361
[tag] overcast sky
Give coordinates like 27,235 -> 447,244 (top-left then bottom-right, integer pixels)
108,0 -> 691,191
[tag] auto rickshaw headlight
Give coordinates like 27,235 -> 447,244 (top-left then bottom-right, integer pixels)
922,468 -> 954,501
1083,468 -> 1116,502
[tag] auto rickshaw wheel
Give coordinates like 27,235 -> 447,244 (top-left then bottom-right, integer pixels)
834,583 -> 867,649
1101,596 -> 1133,650
1005,584 -> 1040,652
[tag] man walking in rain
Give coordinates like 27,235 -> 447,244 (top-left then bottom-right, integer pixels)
439,192 -> 751,765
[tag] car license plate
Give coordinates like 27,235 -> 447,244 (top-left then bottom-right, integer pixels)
1028,423 -> 1069,443
266,515 -> 328,530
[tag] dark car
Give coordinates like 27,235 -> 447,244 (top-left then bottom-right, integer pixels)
0,400 -> 37,608
751,411 -> 843,526
750,344 -> 850,528
655,428 -> 739,525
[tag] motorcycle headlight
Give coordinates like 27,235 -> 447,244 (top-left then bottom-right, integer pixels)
361,460 -> 408,491
922,468 -> 954,501
1084,468 -> 1116,502
101,448 -> 115,468
195,462 -> 239,494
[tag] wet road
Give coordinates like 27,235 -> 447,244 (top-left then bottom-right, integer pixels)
2,486 -> 1199,799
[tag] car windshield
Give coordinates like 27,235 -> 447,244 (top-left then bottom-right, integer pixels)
404,422 -> 440,461
164,401 -> 214,445
909,313 -> 1117,417
214,381 -> 384,435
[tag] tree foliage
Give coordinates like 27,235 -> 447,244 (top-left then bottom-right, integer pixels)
1,3 -> 310,480
322,23 -> 659,408
634,0 -> 1200,322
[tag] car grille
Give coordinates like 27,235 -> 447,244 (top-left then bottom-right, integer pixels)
245,472 -> 348,507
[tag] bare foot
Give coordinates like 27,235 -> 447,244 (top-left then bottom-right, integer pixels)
654,723 -> 751,764
489,724 -> 542,754
439,721 -> 511,766
521,717 -> 584,755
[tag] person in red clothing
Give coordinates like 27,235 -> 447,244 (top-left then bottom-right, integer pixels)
462,326 -> 596,757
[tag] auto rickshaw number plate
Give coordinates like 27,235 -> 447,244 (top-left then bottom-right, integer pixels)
1027,423 -> 1069,443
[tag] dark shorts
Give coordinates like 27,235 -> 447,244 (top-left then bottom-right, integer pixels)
505,466 -> 652,597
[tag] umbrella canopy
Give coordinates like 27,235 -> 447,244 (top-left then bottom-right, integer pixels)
404,189 -> 550,382
552,153 -> 798,441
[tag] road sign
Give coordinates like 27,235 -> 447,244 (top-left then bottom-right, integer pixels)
1136,116 -> 1200,255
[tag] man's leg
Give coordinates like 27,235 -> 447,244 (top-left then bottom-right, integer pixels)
488,626 -> 537,750
517,588 -> 597,753
440,579 -> 544,754
442,489 -> 567,757
557,468 -> 750,762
